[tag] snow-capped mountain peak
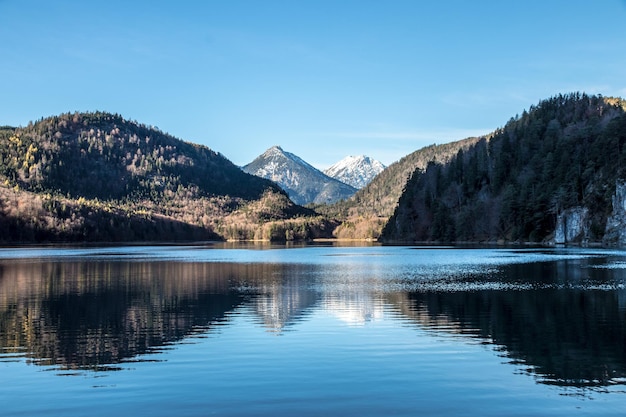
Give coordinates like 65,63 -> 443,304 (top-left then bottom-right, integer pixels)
242,146 -> 357,205
324,155 -> 386,189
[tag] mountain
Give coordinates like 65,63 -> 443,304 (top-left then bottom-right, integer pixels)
319,137 -> 483,239
0,112 -> 333,242
324,155 -> 385,189
0,111 -> 279,201
381,93 -> 626,244
6,94 -> 626,245
242,146 -> 357,205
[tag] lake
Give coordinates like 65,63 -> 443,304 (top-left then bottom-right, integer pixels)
1,244 -> 625,416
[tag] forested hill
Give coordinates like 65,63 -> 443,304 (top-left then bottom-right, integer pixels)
321,136 -> 483,239
382,93 -> 626,243
0,112 -> 332,242
0,111 -> 277,200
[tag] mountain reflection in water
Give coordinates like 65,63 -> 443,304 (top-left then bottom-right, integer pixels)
0,247 -> 625,392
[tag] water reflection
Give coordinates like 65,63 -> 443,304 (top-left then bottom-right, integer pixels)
247,264 -> 320,332
0,261 -> 246,370
0,249 -> 625,392
324,292 -> 385,326
386,257 -> 626,388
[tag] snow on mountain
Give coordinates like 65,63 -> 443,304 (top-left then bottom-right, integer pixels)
242,146 -> 357,205
324,155 -> 386,189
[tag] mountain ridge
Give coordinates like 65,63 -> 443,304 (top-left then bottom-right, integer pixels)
324,155 -> 385,189
242,145 -> 357,205
318,136 -> 483,239
4,93 -> 626,245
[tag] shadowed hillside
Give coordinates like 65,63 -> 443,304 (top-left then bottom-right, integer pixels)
382,93 -> 626,243
319,137 -> 483,239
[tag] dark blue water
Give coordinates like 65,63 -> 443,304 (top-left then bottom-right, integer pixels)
1,244 -> 625,416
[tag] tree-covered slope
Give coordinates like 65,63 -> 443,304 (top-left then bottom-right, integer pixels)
0,111 -> 277,200
382,93 -> 626,243
320,137 -> 483,239
0,112 -> 332,242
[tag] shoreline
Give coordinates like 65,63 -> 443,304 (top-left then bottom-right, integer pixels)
0,237 -> 614,249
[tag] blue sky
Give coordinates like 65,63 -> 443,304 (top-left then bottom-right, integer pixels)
1,0 -> 626,168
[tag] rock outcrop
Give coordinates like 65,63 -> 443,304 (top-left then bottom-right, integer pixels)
553,207 -> 589,244
604,181 -> 626,246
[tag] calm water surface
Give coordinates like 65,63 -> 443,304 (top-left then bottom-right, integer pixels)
1,244 -> 625,416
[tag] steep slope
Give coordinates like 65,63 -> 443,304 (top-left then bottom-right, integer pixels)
382,93 -> 626,244
324,155 -> 385,189
242,146 -> 357,205
320,137 -> 483,239
0,112 -> 332,242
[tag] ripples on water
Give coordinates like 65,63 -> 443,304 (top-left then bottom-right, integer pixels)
1,244 -> 626,416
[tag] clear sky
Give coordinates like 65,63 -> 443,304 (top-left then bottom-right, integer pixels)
1,0 -> 626,168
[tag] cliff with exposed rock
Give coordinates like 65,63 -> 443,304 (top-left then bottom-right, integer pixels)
553,207 -> 589,244
603,181 -> 626,246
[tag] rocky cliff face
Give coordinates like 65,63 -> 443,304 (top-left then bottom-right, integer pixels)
553,207 -> 589,244
604,181 -> 626,246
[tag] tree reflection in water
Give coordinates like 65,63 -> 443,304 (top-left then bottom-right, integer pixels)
0,252 -> 625,391
0,261 -> 247,370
